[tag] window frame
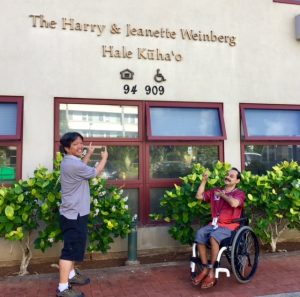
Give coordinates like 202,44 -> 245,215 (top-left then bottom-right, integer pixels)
240,103 -> 300,141
145,140 -> 224,225
273,0 -> 300,5
54,97 -> 144,143
0,96 -> 23,184
241,140 -> 300,170
240,103 -> 300,172
145,141 -> 224,183
54,98 -> 225,225
54,141 -> 144,186
0,96 -> 23,140
146,101 -> 227,141
0,141 -> 22,182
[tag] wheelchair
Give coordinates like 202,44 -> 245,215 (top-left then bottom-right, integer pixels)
190,218 -> 260,284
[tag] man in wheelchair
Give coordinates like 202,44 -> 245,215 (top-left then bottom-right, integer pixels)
192,168 -> 245,289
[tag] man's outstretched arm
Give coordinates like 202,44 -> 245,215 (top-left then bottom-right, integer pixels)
196,171 -> 209,200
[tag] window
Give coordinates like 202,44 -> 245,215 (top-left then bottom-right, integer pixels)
240,104 -> 300,174
146,102 -> 226,140
274,0 -> 300,5
57,101 -> 140,140
55,99 -> 225,224
150,145 -> 219,179
89,146 -> 139,180
0,96 -> 23,184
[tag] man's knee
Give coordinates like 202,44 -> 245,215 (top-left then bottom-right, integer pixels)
196,228 -> 207,244
196,227 -> 205,237
195,225 -> 213,244
210,236 -> 220,246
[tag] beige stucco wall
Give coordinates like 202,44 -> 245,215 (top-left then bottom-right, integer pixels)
0,226 -> 183,263
0,0 -> 299,263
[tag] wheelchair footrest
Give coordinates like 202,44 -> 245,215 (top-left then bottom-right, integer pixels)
215,267 -> 230,278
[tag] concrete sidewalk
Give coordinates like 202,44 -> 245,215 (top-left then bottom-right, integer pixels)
0,251 -> 299,297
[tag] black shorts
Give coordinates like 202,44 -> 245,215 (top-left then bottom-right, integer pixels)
60,214 -> 88,262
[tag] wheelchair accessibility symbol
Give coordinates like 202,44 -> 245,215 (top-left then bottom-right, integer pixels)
154,69 -> 166,83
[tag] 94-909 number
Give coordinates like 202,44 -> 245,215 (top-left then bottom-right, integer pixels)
123,84 -> 165,95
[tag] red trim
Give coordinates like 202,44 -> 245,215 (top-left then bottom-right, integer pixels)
0,141 -> 22,184
274,0 -> 300,5
240,143 -> 246,172
0,96 -> 23,140
240,141 -> 300,171
0,96 -> 23,185
54,98 -> 225,225
15,142 -> 22,181
240,103 -> 300,141
242,140 -> 300,145
144,141 -> 223,225
54,97 -> 143,142
110,183 -> 144,225
240,103 -> 300,110
146,101 -> 227,141
145,141 -> 223,183
243,136 -> 300,141
54,141 -> 143,184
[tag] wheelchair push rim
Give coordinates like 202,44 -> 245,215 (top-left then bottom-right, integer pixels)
231,226 -> 259,283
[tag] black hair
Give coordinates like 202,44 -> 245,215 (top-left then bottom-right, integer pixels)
59,132 -> 84,154
231,167 -> 241,180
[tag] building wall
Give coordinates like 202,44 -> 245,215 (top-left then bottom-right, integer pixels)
0,0 -> 299,262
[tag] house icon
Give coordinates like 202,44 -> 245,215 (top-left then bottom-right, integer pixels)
120,69 -> 134,80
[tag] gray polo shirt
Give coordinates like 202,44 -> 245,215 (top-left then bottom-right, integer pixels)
60,155 -> 97,219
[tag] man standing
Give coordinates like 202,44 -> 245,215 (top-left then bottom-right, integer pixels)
57,132 -> 108,297
192,168 -> 245,289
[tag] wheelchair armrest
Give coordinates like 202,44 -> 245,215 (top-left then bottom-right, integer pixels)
231,217 -> 248,225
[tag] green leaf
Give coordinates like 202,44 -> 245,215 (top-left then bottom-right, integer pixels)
290,208 -> 298,215
182,212 -> 189,223
0,216 -> 8,223
247,193 -> 254,201
14,216 -> 22,224
47,192 -> 56,203
41,203 -> 49,212
5,206 -> 14,219
17,194 -> 24,203
28,179 -> 35,186
208,178 -> 218,185
22,213 -> 29,222
14,186 -> 23,194
188,201 -> 198,208
5,222 -> 13,233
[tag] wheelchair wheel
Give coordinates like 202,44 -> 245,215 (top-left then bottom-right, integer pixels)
231,226 -> 259,283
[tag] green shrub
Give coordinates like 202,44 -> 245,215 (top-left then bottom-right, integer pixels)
151,161 -> 300,252
0,178 -> 40,275
0,153 -> 132,274
34,153 -> 132,253
240,161 -> 300,252
150,161 -> 232,245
